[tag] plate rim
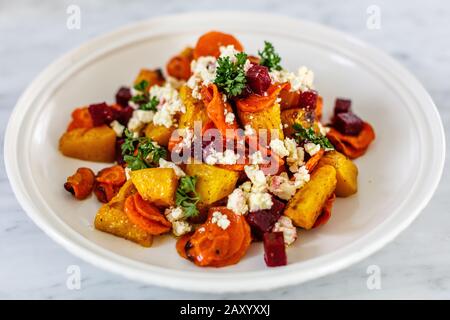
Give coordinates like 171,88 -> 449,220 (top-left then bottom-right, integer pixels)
4,12 -> 446,293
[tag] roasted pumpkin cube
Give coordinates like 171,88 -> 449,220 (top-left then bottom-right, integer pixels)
59,125 -> 116,162
178,85 -> 209,129
317,151 -> 358,197
237,103 -> 284,140
185,163 -> 239,205
130,168 -> 178,206
144,123 -> 175,147
284,165 -> 337,229
133,68 -> 165,88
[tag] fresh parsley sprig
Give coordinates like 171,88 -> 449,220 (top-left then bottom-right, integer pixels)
214,52 -> 248,98
293,123 -> 334,150
258,41 -> 282,71
121,129 -> 167,170
176,176 -> 200,217
131,80 -> 159,111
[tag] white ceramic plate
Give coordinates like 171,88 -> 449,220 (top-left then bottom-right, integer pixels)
5,12 -> 445,293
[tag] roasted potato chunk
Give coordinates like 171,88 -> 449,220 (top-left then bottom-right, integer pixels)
94,181 -> 153,247
178,85 -> 209,129
144,123 -> 175,147
237,103 -> 284,140
185,163 -> 239,205
134,68 -> 165,88
317,151 -> 358,197
130,168 -> 178,206
285,165 -> 337,229
59,125 -> 116,162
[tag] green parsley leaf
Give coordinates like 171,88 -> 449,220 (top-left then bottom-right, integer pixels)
133,80 -> 149,92
121,129 -> 167,170
293,123 -> 334,150
140,96 -> 159,111
176,176 -> 200,217
258,41 -> 282,71
214,52 -> 248,98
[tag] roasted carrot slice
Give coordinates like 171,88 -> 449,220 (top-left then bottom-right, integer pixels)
305,149 -> 325,172
93,182 -> 117,203
67,107 -> 93,132
132,193 -> 171,227
193,31 -> 244,59
278,88 -> 300,110
124,196 -> 171,235
166,55 -> 191,80
327,122 -> 375,159
313,193 -> 336,228
64,167 -> 95,200
176,233 -> 193,259
236,83 -> 290,113
96,165 -> 126,186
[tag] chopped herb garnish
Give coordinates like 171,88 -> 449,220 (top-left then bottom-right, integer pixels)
176,176 -> 200,217
293,123 -> 334,150
131,80 -> 159,111
258,41 -> 282,71
214,52 -> 248,98
133,79 -> 149,92
140,96 -> 159,111
121,129 -> 167,170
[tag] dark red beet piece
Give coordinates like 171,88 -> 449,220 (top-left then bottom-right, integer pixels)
263,232 -> 287,267
88,103 -> 117,126
333,112 -> 364,136
298,90 -> 318,111
116,106 -> 134,126
245,197 -> 285,240
246,64 -> 271,95
334,98 -> 352,115
115,87 -> 132,107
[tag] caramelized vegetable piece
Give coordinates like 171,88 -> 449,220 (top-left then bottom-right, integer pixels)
245,197 -> 285,240
326,122 -> 375,159
305,149 -> 325,172
178,85 -> 209,129
183,207 -> 251,267
176,233 -> 193,259
334,98 -> 352,115
96,165 -> 126,186
124,194 -> 171,235
67,107 -> 93,131
278,89 -> 300,110
313,193 -> 336,228
263,232 -> 287,267
64,167 -> 95,200
94,183 -> 117,203
166,55 -> 191,81
236,83 -> 289,113
133,69 -> 165,88
144,123 -> 175,147
333,112 -> 364,136
193,31 -> 244,59
130,168 -> 178,206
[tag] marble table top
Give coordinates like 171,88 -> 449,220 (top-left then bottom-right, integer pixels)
0,0 -> 449,299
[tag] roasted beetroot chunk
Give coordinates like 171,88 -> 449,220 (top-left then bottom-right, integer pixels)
334,98 -> 352,115
116,106 -> 134,126
263,232 -> 287,267
246,64 -> 271,95
245,197 -> 285,240
88,103 -> 117,126
298,90 -> 318,111
333,112 -> 364,136
115,87 -> 132,107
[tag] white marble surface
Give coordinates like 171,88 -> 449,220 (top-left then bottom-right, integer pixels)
0,0 -> 449,299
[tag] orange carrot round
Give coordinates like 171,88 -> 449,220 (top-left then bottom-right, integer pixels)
133,193 -> 171,227
166,55 -> 191,80
327,122 -> 375,159
96,165 -> 126,186
193,31 -> 244,59
236,83 -> 290,113
305,149 -> 325,172
64,167 -> 95,200
67,107 -> 93,131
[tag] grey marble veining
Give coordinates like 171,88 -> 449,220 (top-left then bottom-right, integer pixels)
0,0 -> 449,299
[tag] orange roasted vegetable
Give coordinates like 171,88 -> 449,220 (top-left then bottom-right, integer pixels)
327,122 -> 375,159
313,193 -> 336,228
64,167 -> 95,200
166,56 -> 191,80
202,84 -> 238,137
124,194 -> 171,235
278,89 -> 300,110
193,31 -> 243,59
236,83 -> 289,113
176,233 -> 193,259
67,107 -> 93,132
94,165 -> 127,203
182,207 -> 251,267
305,149 -> 325,172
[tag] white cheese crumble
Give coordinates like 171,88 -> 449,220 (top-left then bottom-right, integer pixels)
187,56 -> 217,99
110,120 -> 125,137
226,188 -> 249,215
205,149 -> 240,165
244,124 -> 255,136
149,84 -> 185,128
164,206 -> 185,222
172,220 -> 192,236
158,158 -> 185,177
273,216 -> 297,246
293,165 -> 310,188
125,167 -> 132,181
268,173 -> 297,201
269,138 -> 289,157
244,165 -> 268,193
249,151 -> 265,165
211,211 -> 231,230
270,66 -> 314,92
304,142 -> 321,156
248,192 -> 273,212
284,138 -> 305,173
224,109 -> 236,124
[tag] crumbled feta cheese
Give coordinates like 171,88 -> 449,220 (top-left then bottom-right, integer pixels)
273,216 -> 297,246
205,149 -> 240,165
172,220 -> 192,236
318,122 -> 330,136
304,142 -> 321,156
110,120 -> 125,137
249,151 -> 265,165
159,158 -> 185,177
219,45 -> 239,61
244,124 -> 255,136
270,139 -> 289,157
293,165 -> 310,188
224,110 -> 235,124
248,192 -> 273,212
243,59 -> 253,72
134,109 -> 155,123
187,56 -> 217,99
240,181 -> 252,193
165,206 -> 185,222
166,76 -> 186,89
125,167 -> 132,180
268,173 -> 297,201
150,84 -> 185,128
211,211 -> 231,230
127,114 -> 144,132
244,165 -> 268,192
227,188 -> 249,215
284,138 -> 305,173
270,66 -> 314,92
